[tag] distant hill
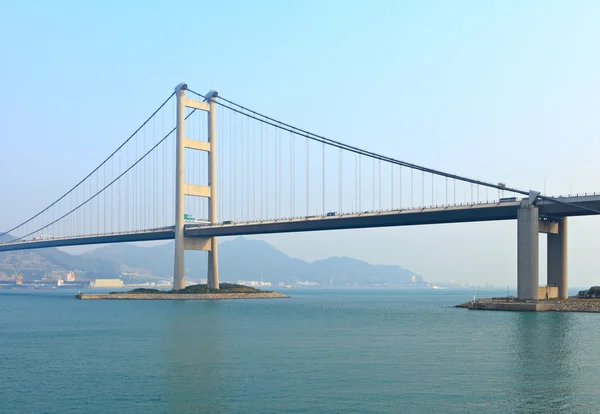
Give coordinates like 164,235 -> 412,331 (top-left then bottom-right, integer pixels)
0,232 -> 117,280
84,237 -> 425,286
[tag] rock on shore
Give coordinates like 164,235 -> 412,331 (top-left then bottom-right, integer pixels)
77,292 -> 289,300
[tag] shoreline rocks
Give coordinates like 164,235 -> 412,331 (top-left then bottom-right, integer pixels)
457,298 -> 600,313
77,292 -> 289,300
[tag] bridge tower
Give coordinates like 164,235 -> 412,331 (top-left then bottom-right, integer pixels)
173,83 -> 219,290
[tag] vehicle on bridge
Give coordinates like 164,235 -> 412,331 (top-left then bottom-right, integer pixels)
499,197 -> 517,203
33,234 -> 54,241
326,211 -> 337,217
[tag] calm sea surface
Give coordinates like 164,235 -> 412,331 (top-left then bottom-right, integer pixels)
1,287 -> 599,413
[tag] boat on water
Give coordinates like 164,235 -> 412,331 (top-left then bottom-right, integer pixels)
35,285 -> 56,290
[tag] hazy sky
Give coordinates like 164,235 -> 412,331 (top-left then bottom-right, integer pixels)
1,1 -> 599,286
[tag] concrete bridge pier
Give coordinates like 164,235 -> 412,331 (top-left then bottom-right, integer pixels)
547,218 -> 568,299
517,202 -> 539,300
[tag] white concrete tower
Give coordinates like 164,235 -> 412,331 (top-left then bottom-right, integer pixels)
173,83 -> 219,290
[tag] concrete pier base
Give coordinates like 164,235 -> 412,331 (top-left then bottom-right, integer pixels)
517,204 -> 539,300
207,237 -> 219,289
547,217 -> 568,299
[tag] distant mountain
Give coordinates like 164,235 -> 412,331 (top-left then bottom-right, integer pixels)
0,233 -> 117,279
0,233 -> 16,243
35,248 -> 116,277
310,256 -> 422,286
84,237 -> 425,286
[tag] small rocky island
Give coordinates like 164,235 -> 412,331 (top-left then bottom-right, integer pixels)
457,286 -> 600,312
76,283 -> 289,300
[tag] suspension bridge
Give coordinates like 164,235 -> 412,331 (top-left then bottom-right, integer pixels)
1,83 -> 599,300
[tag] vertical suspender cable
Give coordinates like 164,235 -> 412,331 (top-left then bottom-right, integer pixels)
241,115 -> 244,221
234,112 -> 237,221
266,125 -> 269,218
229,110 -> 233,220
278,126 -> 282,218
339,148 -> 342,213
96,170 -> 99,234
260,122 -> 263,219
378,160 -> 381,210
104,162 -> 106,233
431,173 -> 434,207
162,104 -> 166,226
290,132 -> 294,217
306,138 -> 309,216
372,159 -> 375,211
399,166 -> 402,209
111,157 -> 114,232
144,125 -> 147,229
253,119 -> 256,220
410,169 -> 414,208
275,127 -> 278,218
247,115 -> 250,221
220,108 -> 224,223
322,141 -> 325,215
445,178 -> 448,206
354,154 -> 358,212
421,171 -> 424,207
358,155 -> 362,212
153,117 -> 156,228
391,164 -> 394,210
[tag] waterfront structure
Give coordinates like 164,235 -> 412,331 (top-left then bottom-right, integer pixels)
91,279 -> 124,288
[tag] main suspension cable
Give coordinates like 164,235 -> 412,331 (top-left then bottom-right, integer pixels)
1,92 -> 176,238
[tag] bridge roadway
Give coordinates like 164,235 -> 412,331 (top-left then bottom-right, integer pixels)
1,195 -> 599,253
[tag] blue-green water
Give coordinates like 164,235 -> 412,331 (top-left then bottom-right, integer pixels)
1,288 -> 600,413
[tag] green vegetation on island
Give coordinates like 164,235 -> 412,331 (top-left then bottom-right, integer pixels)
116,283 -> 270,295
577,287 -> 600,298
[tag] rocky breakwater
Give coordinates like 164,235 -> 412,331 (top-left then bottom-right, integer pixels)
457,298 -> 600,312
77,292 -> 289,300
551,299 -> 600,313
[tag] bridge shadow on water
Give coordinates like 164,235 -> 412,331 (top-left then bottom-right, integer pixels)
508,312 -> 580,413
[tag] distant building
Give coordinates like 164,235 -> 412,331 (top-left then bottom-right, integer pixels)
91,279 -> 124,288
236,280 -> 272,287
296,281 -> 319,286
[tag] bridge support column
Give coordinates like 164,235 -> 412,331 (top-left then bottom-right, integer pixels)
547,218 -> 568,299
208,240 -> 219,289
207,93 -> 219,290
173,84 -> 187,290
517,203 -> 539,300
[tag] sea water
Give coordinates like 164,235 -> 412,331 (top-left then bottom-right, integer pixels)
1,288 -> 599,413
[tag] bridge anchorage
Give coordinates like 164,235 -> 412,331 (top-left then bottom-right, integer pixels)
1,82 -> 599,296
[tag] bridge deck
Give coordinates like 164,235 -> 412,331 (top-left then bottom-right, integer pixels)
1,195 -> 599,253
